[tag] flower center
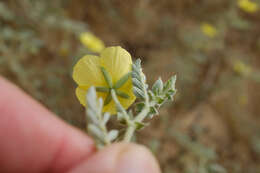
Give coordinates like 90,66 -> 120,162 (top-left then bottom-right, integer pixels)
97,67 -> 131,105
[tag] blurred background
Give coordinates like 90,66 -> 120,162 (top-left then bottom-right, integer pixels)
1,0 -> 260,172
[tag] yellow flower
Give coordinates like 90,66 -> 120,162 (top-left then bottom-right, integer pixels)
73,46 -> 136,114
79,32 -> 105,53
238,0 -> 258,13
201,23 -> 217,38
233,60 -> 252,77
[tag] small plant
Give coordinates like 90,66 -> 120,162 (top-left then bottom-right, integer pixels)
73,46 -> 177,148
201,23 -> 218,38
79,32 -> 105,53
238,0 -> 259,13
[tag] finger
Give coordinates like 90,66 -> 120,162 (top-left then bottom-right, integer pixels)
68,143 -> 161,173
0,77 -> 95,173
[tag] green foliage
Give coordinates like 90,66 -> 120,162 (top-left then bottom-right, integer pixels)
85,59 -> 176,146
170,130 -> 226,173
132,59 -> 148,100
86,87 -> 118,148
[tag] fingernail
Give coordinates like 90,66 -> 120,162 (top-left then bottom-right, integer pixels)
116,145 -> 161,173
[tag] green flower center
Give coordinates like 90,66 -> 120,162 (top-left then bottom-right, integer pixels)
97,67 -> 131,105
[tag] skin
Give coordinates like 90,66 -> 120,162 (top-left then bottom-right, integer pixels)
0,76 -> 161,173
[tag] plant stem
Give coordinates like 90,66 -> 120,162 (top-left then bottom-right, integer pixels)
111,89 -> 130,121
123,105 -> 150,142
123,125 -> 135,142
111,89 -> 151,142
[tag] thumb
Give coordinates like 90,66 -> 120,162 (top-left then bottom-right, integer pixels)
68,143 -> 161,173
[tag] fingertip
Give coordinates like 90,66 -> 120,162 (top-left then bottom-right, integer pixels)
68,143 -> 161,173
116,143 -> 161,173
0,76 -> 96,172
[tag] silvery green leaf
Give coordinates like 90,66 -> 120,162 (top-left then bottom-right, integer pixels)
98,98 -> 103,113
152,77 -> 163,95
132,59 -> 149,102
85,87 -> 118,147
107,130 -> 119,141
102,112 -> 110,125
135,59 -> 142,68
86,87 -> 97,109
87,109 -> 99,124
151,75 -> 177,106
88,124 -> 104,140
132,78 -> 143,90
171,75 -> 177,87
132,72 -> 142,81
133,59 -> 141,70
133,86 -> 145,99
163,75 -> 176,92
132,59 -> 145,83
143,74 -> 147,83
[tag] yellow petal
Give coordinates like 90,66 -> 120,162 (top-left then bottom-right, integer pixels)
73,55 -> 106,87
75,87 -> 88,106
100,46 -> 132,84
80,32 -> 105,53
76,87 -> 107,107
103,100 -> 117,115
239,0 -> 258,13
117,78 -> 136,110
76,87 -> 118,114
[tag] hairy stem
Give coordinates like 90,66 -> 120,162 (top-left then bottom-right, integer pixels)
123,105 -> 150,142
111,89 -> 130,121
111,88 -> 152,142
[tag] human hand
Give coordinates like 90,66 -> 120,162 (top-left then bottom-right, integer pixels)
0,77 -> 160,173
